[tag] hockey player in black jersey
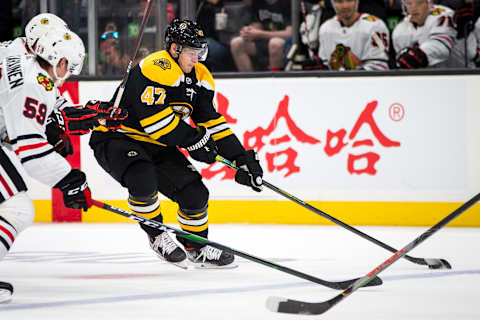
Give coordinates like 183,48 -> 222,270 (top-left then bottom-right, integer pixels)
89,18 -> 264,268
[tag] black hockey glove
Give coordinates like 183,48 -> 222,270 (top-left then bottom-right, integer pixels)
397,46 -> 429,69
45,121 -> 73,158
181,126 -> 218,164
54,169 -> 93,211
59,101 -> 128,135
85,100 -> 128,130
233,150 -> 263,192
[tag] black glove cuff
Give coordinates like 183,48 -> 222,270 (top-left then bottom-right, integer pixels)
54,169 -> 87,191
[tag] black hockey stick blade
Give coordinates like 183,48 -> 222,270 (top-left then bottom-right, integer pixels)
215,155 -> 452,270
266,296 -> 336,315
92,200 -> 382,290
266,192 -> 480,315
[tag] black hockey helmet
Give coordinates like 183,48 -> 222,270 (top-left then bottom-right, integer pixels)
165,18 -> 208,60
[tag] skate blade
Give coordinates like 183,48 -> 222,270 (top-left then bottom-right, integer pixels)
155,254 -> 188,270
192,263 -> 238,270
0,290 -> 12,304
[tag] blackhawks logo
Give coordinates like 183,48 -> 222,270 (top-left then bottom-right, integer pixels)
153,58 -> 171,70
37,73 -> 54,91
363,15 -> 379,22
431,8 -> 445,15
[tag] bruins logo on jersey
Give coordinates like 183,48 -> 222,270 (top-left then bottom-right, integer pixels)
171,102 -> 193,119
37,73 -> 53,91
153,58 -> 171,70
431,8 -> 445,15
363,15 -> 379,22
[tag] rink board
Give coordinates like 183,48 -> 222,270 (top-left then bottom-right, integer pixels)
29,75 -> 480,226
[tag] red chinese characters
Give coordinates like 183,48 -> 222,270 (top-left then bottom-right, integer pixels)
201,94 -> 400,180
243,95 -> 320,177
324,100 -> 400,175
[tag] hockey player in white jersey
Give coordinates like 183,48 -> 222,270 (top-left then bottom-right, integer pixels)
0,29 -> 93,303
392,0 -> 457,68
318,0 -> 390,70
0,13 -> 127,158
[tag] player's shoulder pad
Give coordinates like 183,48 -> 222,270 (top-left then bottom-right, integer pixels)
194,63 -> 215,91
140,50 -> 183,87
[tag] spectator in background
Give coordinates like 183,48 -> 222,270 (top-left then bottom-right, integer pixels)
0,0 -> 12,41
134,46 -> 150,65
196,0 -> 235,72
317,0 -> 390,70
230,0 -> 292,71
98,22 -> 130,75
392,0 -> 457,68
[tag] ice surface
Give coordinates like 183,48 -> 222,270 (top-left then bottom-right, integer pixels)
0,224 -> 478,319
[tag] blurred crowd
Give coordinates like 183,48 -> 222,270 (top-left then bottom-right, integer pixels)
4,0 -> 480,74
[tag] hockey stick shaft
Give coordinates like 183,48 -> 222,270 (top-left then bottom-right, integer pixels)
215,155 -> 450,269
113,0 -> 153,108
268,192 -> 480,315
91,199 -> 382,290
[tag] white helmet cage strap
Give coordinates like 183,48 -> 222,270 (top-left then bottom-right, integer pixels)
34,29 -> 85,82
25,13 -> 68,52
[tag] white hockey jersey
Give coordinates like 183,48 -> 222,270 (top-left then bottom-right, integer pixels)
0,54 -> 71,189
318,13 -> 390,70
1,37 -> 75,127
0,37 -> 29,61
392,5 -> 457,67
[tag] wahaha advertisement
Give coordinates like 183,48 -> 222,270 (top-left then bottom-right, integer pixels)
75,76 -> 471,202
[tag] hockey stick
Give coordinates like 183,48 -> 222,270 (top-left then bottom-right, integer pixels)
91,200 -> 382,290
266,192 -> 480,315
215,155 -> 451,270
113,0 -> 153,108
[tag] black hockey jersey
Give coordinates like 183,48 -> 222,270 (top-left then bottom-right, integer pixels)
90,50 -> 245,159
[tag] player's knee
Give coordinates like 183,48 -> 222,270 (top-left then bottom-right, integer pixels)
174,180 -> 209,210
0,192 -> 34,234
123,161 -> 157,197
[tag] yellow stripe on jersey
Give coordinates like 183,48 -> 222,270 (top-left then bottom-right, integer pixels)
93,125 -> 108,132
140,50 -> 183,87
119,125 -> 167,146
194,63 -> 215,91
129,194 -> 159,204
140,107 -> 174,127
125,134 -> 166,146
179,222 -> 208,232
211,129 -> 233,141
177,210 -> 206,220
149,115 -> 180,140
197,116 -> 226,128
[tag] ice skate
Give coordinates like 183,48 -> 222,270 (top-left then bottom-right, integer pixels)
149,232 -> 187,269
0,282 -> 13,303
186,245 -> 237,269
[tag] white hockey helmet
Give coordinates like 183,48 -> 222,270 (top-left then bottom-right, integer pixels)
34,29 -> 85,82
25,13 -> 68,52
